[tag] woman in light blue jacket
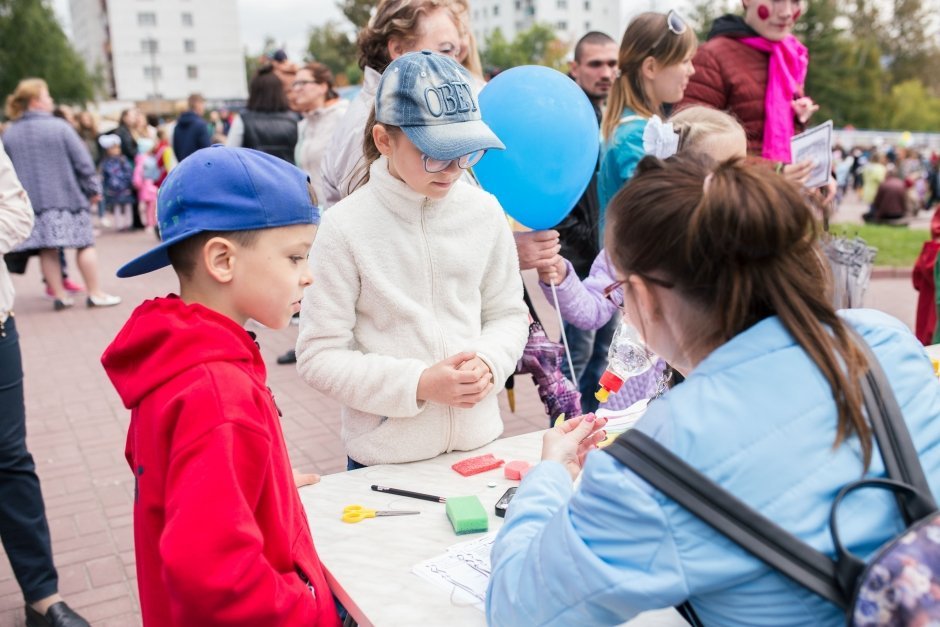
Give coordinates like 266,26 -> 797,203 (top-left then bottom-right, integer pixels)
486,156 -> 940,626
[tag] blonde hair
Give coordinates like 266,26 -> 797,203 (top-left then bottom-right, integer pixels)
669,106 -> 745,154
5,78 -> 48,121
358,0 -> 462,73
600,12 -> 697,141
451,0 -> 484,81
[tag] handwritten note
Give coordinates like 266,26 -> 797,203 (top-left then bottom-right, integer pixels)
412,533 -> 497,612
790,120 -> 833,188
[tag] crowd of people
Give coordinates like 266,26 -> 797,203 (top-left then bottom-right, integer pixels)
1,0 -> 940,625
832,145 -> 940,223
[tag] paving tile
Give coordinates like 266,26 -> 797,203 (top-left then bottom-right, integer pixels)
86,556 -> 126,588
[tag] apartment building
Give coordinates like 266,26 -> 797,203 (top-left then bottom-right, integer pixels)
68,0 -> 247,103
470,0 -> 622,49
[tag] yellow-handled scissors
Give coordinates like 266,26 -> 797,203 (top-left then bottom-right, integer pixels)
341,505 -> 421,524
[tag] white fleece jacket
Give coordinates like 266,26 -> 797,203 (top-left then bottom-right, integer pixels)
296,156 -> 529,465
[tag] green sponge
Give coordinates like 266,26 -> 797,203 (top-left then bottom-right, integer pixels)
445,495 -> 489,535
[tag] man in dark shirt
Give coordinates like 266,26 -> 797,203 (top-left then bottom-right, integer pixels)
172,93 -> 211,162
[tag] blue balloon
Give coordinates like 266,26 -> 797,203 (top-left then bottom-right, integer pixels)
474,66 -> 599,230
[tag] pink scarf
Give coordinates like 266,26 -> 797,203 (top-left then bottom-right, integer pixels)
739,34 -> 808,163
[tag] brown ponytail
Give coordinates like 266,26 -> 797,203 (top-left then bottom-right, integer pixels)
608,156 -> 873,468
349,106 -> 402,194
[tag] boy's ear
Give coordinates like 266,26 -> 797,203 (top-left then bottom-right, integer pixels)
202,237 -> 237,284
373,124 -> 393,157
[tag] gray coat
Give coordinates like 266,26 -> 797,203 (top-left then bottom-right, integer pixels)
1,111 -> 100,213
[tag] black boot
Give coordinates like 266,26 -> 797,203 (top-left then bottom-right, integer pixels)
277,349 -> 297,365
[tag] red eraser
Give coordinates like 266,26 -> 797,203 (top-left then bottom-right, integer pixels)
519,465 -> 533,480
504,460 -> 531,480
452,453 -> 504,477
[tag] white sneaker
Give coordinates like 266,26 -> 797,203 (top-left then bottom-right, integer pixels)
86,294 -> 122,308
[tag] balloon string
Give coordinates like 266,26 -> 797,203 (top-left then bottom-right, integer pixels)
550,279 -> 577,387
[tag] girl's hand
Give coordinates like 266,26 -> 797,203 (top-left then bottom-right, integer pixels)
792,97 -> 819,124
537,255 -> 567,285
541,414 -> 608,481
418,352 -> 494,408
782,159 -> 814,185
514,229 -> 561,271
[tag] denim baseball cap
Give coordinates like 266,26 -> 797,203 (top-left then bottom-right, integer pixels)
117,145 -> 320,278
375,50 -> 505,160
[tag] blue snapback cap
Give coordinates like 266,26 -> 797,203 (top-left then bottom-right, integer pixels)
375,50 -> 505,160
117,145 -> 320,278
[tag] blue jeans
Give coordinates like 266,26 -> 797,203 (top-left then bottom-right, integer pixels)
0,316 -> 58,602
347,457 -> 367,471
560,318 -> 617,415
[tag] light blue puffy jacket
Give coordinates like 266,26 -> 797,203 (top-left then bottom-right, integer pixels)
487,309 -> 940,626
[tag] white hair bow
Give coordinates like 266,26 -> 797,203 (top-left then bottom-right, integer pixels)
642,115 -> 680,159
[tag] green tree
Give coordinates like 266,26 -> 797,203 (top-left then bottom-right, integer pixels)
0,0 -> 94,107
306,21 -> 361,85
885,79 -> 940,131
686,0 -> 734,41
795,0 -> 858,125
841,36 -> 888,128
481,24 -> 565,73
337,0 -> 376,30
881,0 -> 933,86
245,36 -> 278,84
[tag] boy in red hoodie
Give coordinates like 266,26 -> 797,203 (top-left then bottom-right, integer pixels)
100,146 -> 341,627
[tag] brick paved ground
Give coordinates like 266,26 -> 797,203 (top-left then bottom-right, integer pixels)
0,197 -> 921,625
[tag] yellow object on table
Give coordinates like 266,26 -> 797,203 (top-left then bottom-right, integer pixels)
341,505 -> 420,523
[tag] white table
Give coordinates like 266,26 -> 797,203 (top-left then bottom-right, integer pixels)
299,430 -> 685,627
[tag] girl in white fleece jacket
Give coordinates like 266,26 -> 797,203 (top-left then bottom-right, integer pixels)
296,51 -> 529,467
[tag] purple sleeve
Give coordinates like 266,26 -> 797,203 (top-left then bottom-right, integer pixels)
538,251 -> 619,331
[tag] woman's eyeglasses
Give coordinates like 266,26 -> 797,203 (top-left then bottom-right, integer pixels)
291,80 -> 318,90
649,10 -> 688,53
422,150 -> 486,173
603,273 -> 676,309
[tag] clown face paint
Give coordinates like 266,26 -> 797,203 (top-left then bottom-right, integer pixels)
744,0 -> 803,41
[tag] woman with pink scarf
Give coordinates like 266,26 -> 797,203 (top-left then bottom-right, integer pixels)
680,0 -> 816,170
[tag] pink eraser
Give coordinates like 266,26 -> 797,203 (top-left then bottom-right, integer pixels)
504,460 -> 531,480
452,453 -> 505,477
519,465 -> 533,480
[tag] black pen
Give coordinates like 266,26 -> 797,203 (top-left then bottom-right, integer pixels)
371,484 -> 447,503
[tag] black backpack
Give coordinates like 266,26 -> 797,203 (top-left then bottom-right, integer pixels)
606,328 -> 940,626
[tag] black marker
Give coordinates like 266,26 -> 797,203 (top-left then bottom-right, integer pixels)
371,484 -> 447,503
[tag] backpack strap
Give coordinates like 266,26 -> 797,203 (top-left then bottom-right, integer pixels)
843,325 -> 937,520
604,323 -> 938,613
605,431 -> 849,608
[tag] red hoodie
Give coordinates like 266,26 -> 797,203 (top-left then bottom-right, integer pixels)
101,296 -> 341,627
